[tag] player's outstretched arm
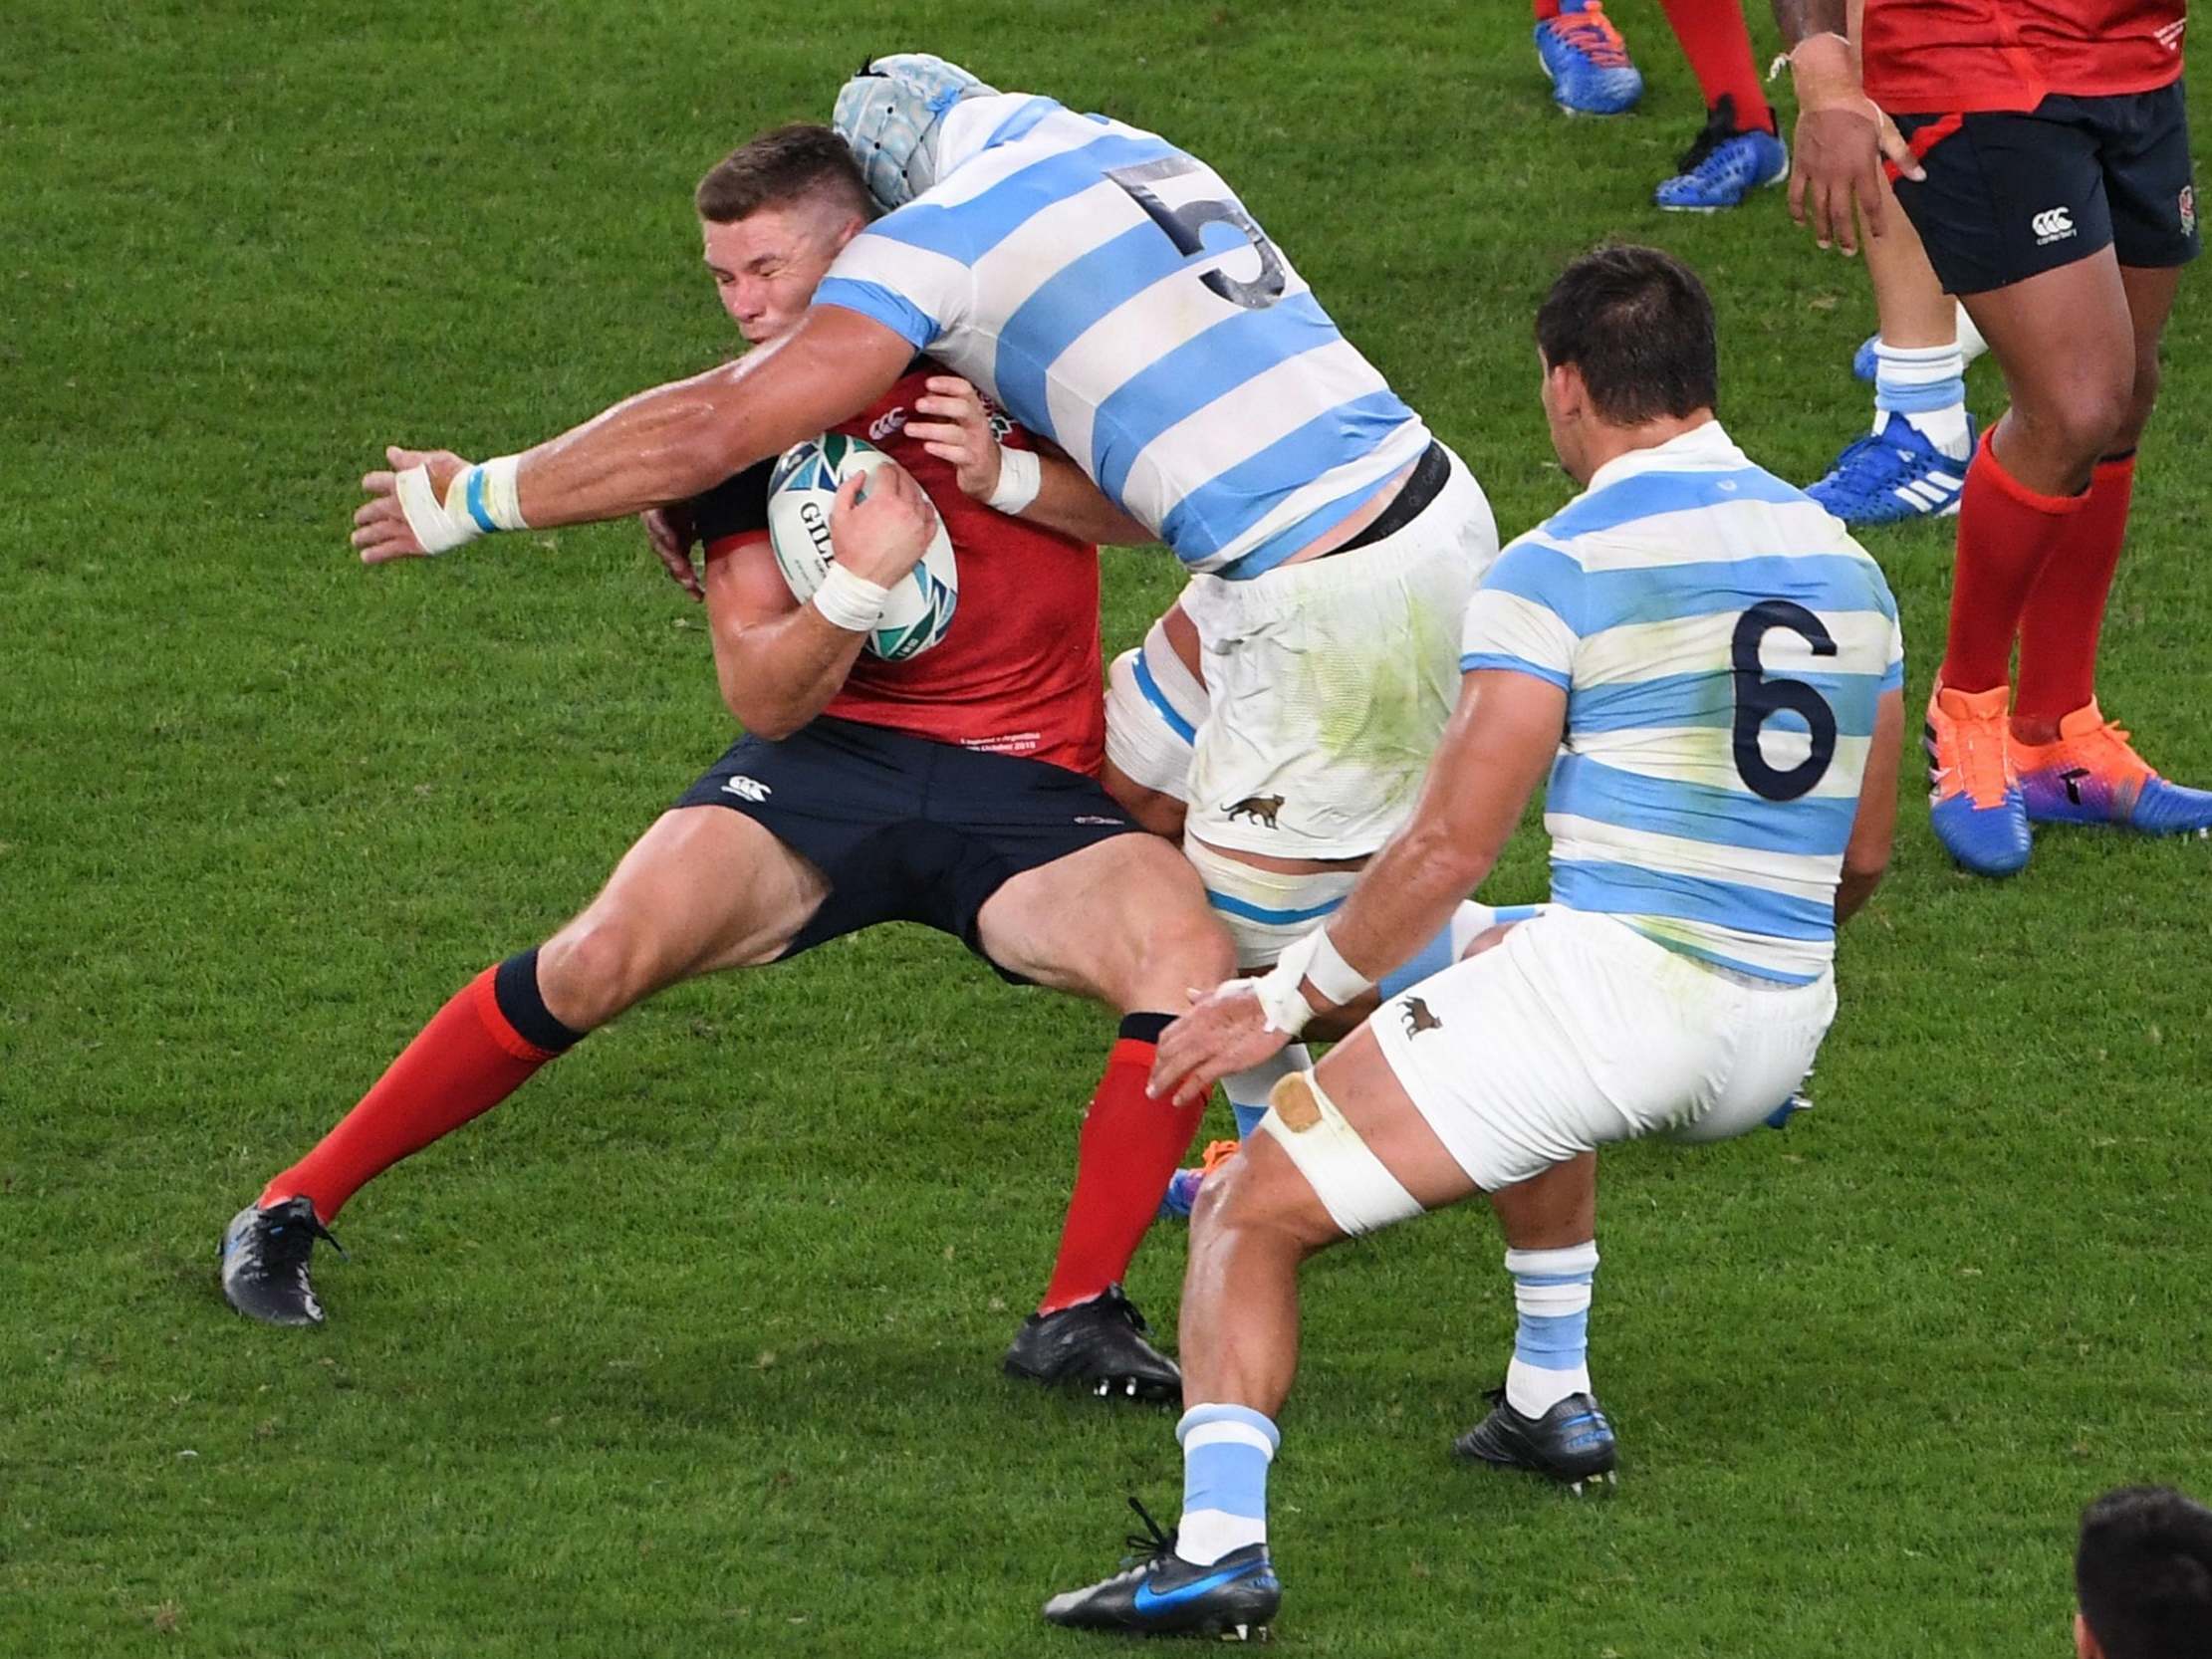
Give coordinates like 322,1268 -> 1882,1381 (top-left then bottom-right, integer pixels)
703,467 -> 942,739
1836,687 -> 1904,925
351,308 -> 914,563
1149,670 -> 1565,1105
905,376 -> 1158,548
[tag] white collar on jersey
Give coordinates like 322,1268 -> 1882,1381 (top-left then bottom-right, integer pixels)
1581,417 -> 1750,495
931,93 -> 1041,186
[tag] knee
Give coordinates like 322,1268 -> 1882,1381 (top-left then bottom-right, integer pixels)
1146,903 -> 1237,994
2014,370 -> 2135,472
1191,1135 -> 1318,1246
2113,351 -> 2162,453
535,910 -> 668,1031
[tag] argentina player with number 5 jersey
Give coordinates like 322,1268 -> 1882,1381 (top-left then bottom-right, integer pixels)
350,56 -> 1497,984
820,58 -> 1500,957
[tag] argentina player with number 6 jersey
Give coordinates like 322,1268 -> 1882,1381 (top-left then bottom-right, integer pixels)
1046,249 -> 1906,1640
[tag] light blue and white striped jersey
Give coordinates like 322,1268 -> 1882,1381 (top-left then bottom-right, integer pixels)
1459,422 -> 1903,985
813,94 -> 1432,579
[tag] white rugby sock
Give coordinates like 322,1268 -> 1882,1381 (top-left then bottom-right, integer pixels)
1504,1241 -> 1598,1418
1872,340 -> 1971,461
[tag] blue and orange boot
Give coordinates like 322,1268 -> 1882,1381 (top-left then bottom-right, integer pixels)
1926,683 -> 2033,876
1536,1 -> 1643,117
2012,701 -> 2212,837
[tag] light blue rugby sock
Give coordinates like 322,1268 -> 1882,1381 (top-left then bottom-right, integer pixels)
1175,1402 -> 1279,1565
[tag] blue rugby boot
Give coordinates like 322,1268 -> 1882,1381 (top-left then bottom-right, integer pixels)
1806,411 -> 1976,527
1044,1500 -> 1281,1641
1454,1388 -> 1618,1493
1852,333 -> 1882,382
1536,1 -> 1643,116
2012,701 -> 2212,837
1655,97 -> 1788,211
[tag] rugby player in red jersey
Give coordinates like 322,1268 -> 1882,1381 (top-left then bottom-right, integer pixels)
218,125 -> 1233,1402
1773,0 -> 2212,874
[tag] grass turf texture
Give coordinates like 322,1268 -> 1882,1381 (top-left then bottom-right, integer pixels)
5,2 -> 2210,1653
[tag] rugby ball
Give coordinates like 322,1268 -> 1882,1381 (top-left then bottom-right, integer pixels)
766,433 -> 958,661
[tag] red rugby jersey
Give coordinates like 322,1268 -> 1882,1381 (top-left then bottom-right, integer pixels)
1863,0 -> 2186,114
693,361 -> 1106,777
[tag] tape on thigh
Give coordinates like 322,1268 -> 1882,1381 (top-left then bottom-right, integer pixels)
1256,1071 -> 1424,1238
1105,642 -> 1199,798
1183,836 -> 1357,970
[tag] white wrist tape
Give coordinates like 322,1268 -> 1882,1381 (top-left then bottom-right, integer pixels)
985,445 -> 1042,514
1251,924 -> 1373,1036
391,456 -> 528,555
811,563 -> 892,633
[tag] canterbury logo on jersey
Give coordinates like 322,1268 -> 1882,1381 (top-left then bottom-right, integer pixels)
2032,207 -> 2077,244
721,776 -> 772,803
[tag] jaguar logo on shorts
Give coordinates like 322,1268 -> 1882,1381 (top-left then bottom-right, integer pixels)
721,775 -> 773,804
2181,184 -> 2197,237
1399,996 -> 1443,1038
1222,793 -> 1286,830
2031,206 -> 2077,246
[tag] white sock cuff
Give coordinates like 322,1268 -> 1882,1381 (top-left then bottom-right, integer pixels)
1505,1241 -> 1599,1281
1223,1048 -> 1310,1110
1178,1403 -> 1281,1454
1872,340 -> 1965,384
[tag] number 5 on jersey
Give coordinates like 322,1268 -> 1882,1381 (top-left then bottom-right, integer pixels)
1106,155 -> 1287,311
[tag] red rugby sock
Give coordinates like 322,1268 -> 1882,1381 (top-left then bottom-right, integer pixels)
1656,0 -> 1772,130
1940,428 -> 2089,695
2015,453 -> 2136,726
260,968 -> 563,1223
1039,1018 -> 1204,1314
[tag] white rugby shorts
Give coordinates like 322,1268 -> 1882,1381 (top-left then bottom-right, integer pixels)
1179,447 -> 1498,860
1370,906 -> 1837,1193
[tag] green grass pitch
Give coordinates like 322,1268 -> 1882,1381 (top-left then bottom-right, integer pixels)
5,2 -> 2209,1654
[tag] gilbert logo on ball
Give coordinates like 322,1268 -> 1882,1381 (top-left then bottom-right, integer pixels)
767,433 -> 960,661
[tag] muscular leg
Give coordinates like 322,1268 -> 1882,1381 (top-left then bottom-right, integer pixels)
2013,264 -> 2182,735
980,833 -> 1237,1328
1931,251 -> 2135,699
257,808 -> 824,1223
1179,1026 -> 1477,1414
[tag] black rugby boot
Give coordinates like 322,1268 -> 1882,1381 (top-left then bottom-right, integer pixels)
219,1196 -> 344,1326
1003,1284 -> 1181,1402
1453,1387 -> 1617,1493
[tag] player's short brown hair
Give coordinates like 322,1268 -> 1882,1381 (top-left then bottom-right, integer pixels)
695,123 -> 873,225
1535,244 -> 1719,426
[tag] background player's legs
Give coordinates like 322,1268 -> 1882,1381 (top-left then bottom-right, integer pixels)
1809,189 -> 1977,525
1921,253 -> 2133,873
979,833 -> 1236,1336
223,809 -> 825,1324
2013,263 -> 2179,734
2008,263 -> 2211,831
